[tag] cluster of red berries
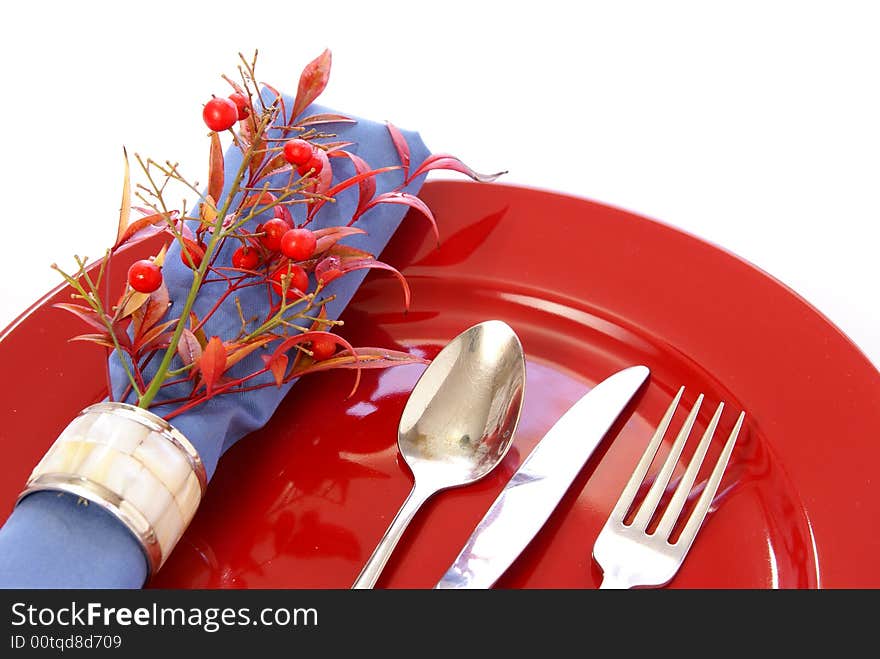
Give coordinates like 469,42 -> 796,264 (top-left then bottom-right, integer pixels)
202,93 -> 250,132
253,221 -> 318,299
141,100 -> 328,296
124,100 -> 340,362
126,224 -> 319,296
283,139 -> 324,176
125,219 -> 332,358
126,241 -> 335,361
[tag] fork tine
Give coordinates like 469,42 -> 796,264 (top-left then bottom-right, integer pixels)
607,387 -> 684,524
631,393 -> 704,530
674,411 -> 745,551
653,402 -> 724,540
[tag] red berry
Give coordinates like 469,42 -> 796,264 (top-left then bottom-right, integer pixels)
259,218 -> 289,251
280,228 -> 317,261
269,263 -> 309,299
283,139 -> 313,166
310,335 -> 337,361
297,154 -> 324,176
228,92 -> 250,120
232,245 -> 259,270
127,259 -> 162,293
202,97 -> 238,132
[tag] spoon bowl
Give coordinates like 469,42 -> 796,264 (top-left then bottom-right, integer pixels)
352,320 -> 526,588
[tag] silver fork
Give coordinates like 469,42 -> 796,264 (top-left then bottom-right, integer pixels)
592,386 -> 745,589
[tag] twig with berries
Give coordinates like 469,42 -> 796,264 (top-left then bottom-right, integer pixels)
53,50 -> 504,421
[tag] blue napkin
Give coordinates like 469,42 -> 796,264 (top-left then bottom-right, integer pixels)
0,98 -> 430,588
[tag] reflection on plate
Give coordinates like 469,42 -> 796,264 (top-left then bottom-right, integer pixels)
1,181 -> 879,588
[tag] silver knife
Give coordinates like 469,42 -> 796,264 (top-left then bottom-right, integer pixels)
434,364 -> 650,589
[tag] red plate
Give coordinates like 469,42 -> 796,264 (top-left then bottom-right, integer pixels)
2,180 -> 879,588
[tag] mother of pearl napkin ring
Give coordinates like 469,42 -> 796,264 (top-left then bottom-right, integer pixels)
16,402 -> 207,578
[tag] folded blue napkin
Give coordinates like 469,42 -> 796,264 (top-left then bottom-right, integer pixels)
0,97 -> 430,588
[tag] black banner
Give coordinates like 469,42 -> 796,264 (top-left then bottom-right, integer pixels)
0,588 -> 866,653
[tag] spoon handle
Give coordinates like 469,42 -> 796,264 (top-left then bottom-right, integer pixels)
352,485 -> 432,589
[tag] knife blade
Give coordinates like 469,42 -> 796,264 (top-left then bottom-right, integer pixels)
434,364 -> 650,589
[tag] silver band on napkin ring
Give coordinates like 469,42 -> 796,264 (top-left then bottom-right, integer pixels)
16,402 -> 207,577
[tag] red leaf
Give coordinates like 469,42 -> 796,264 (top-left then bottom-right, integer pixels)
267,330 -> 349,362
311,304 -> 329,328
238,110 -> 256,151
200,197 -> 218,226
54,303 -> 108,334
313,226 -> 367,253
317,347 -> 430,370
327,150 -> 375,219
141,331 -> 175,353
241,191 -> 277,211
179,238 -> 206,270
312,225 -> 367,239
134,319 -> 178,353
291,49 -> 332,121
118,291 -> 151,320
269,353 -> 288,386
255,157 -> 294,182
386,122 -> 411,179
114,211 -> 177,249
176,328 -> 203,367
325,165 -> 399,199
308,165 -> 400,221
314,256 -> 341,283
244,125 -> 267,180
208,131 -> 224,204
295,113 -> 355,127
326,244 -> 374,259
225,336 -> 273,369
110,318 -> 133,351
131,281 -> 170,339
356,191 -> 439,244
65,312 -> 132,352
407,154 -> 506,184
189,313 -> 208,349
198,336 -> 227,394
319,257 -> 411,309
268,330 -> 361,395
69,333 -> 116,349
273,204 -> 294,226
290,347 -> 429,397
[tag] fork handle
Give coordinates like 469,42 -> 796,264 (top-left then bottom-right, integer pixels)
352,485 -> 432,589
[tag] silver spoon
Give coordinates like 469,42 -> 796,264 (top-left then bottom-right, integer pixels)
352,320 -> 526,589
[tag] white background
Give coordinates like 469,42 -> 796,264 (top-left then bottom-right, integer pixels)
0,1 -> 877,369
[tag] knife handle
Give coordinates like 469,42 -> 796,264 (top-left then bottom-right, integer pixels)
351,485 -> 432,589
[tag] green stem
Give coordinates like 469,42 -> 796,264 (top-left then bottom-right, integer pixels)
98,319 -> 143,400
137,112 -> 274,409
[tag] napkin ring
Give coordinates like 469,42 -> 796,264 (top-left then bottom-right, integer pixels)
16,402 -> 207,577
